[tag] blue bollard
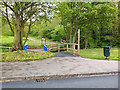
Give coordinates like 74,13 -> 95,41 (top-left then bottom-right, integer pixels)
43,45 -> 47,51
24,45 -> 27,51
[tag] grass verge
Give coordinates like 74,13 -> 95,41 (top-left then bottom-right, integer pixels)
66,48 -> 119,61
1,50 -> 56,62
79,48 -> 119,60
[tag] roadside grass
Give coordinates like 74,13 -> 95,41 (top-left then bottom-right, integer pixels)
67,48 -> 119,61
79,48 -> 119,60
1,50 -> 56,62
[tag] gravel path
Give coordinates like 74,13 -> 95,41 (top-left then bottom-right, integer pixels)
28,36 -> 36,41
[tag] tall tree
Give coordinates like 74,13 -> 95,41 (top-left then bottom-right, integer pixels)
1,2 -> 53,51
58,2 -> 118,48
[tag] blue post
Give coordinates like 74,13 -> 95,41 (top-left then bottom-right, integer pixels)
24,45 -> 27,51
43,45 -> 47,51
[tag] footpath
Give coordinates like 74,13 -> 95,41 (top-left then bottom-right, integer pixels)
1,54 -> 119,81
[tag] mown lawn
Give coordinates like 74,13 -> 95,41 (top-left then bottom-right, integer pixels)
1,50 -> 56,62
79,48 -> 119,61
67,48 -> 119,61
1,36 -> 14,47
1,35 -> 40,47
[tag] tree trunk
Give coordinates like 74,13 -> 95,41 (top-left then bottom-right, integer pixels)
85,37 -> 88,49
70,20 -> 73,44
24,19 -> 32,45
70,20 -> 74,49
20,25 -> 24,49
12,15 -> 23,51
73,20 -> 79,43
6,6 -> 14,34
63,25 -> 68,42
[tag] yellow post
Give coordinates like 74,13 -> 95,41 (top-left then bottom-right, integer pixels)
78,29 -> 80,56
74,44 -> 75,54
58,45 -> 60,52
67,44 -> 68,52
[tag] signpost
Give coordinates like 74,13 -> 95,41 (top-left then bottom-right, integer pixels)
41,37 -> 46,45
78,29 -> 80,56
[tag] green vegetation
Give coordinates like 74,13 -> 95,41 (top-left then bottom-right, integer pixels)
1,36 -> 55,50
1,50 -> 56,62
79,48 -> 119,60
1,2 -> 119,62
1,36 -> 14,47
2,2 -> 119,50
68,48 -> 119,60
57,2 -> 118,49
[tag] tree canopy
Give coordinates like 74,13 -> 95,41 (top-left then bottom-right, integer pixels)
1,2 -> 119,50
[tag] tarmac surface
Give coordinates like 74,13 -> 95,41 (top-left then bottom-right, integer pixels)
2,75 -> 119,88
1,52 -> 119,80
54,52 -> 76,57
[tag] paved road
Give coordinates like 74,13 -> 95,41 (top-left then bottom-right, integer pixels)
2,75 -> 119,88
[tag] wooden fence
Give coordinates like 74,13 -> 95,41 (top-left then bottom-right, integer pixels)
48,43 -> 79,56
0,46 -> 11,51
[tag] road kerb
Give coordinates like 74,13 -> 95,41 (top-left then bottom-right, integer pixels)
1,72 -> 119,82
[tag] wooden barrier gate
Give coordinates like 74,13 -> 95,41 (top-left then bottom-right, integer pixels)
47,43 -> 79,56
48,29 -> 80,56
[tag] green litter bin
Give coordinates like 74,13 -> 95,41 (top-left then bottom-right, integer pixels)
103,46 -> 110,57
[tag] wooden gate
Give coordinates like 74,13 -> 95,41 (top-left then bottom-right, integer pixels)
48,29 -> 80,56
47,43 -> 79,56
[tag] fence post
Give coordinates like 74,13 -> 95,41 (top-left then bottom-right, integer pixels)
9,47 -> 11,51
61,39 -> 62,43
74,44 -> 75,54
78,29 -> 80,56
48,47 -> 50,51
67,44 -> 68,52
58,45 -> 60,52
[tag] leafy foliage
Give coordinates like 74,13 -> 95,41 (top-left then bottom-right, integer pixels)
2,2 -> 118,49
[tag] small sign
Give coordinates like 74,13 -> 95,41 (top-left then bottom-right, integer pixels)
42,37 -> 46,41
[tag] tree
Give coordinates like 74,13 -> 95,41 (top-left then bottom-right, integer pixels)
58,2 -> 118,48
1,2 -> 53,51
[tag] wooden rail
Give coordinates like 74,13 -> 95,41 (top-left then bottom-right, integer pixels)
47,43 -> 79,55
0,46 -> 11,50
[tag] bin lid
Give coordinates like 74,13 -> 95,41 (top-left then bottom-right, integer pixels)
103,46 -> 110,48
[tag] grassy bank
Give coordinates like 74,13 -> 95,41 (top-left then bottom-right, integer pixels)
1,50 -> 56,62
77,48 -> 119,60
66,48 -> 119,61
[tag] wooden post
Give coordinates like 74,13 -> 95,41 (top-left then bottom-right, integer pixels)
58,45 -> 60,52
78,29 -> 80,56
74,44 -> 75,54
45,37 -> 46,45
67,44 -> 68,52
61,39 -> 62,43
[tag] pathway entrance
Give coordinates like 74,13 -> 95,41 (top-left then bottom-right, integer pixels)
54,52 -> 76,57
28,48 -> 76,57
